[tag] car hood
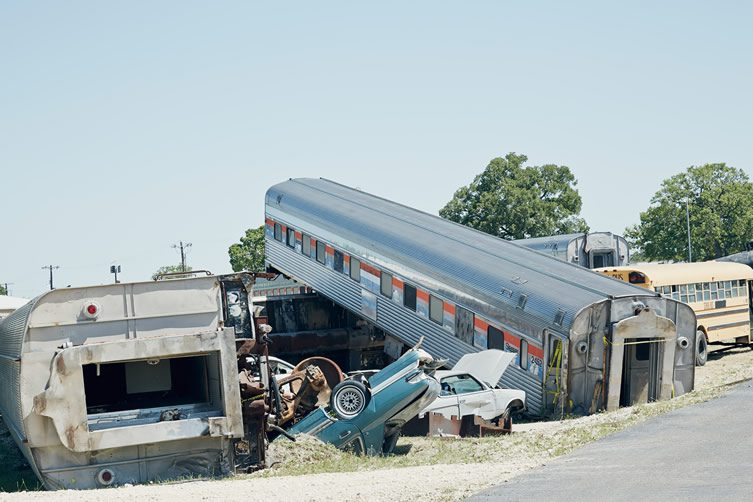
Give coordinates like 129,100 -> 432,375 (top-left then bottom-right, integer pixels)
450,349 -> 516,386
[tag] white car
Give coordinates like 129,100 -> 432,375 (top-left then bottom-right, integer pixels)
418,349 -> 526,435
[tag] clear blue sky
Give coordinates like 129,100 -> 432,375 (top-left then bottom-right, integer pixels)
2,1 -> 752,298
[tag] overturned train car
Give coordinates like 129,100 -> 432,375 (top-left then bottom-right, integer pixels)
264,178 -> 696,417
0,275 -> 262,490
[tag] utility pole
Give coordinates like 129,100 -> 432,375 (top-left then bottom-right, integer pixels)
1,282 -> 13,295
171,241 -> 192,272
110,264 -> 121,283
41,265 -> 60,290
685,198 -> 692,263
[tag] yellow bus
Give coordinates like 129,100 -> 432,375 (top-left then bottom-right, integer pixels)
595,262 -> 753,366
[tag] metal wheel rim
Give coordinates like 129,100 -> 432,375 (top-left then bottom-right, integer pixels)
337,388 -> 363,415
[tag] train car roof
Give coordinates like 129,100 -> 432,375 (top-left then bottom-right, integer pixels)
514,231 -> 623,247
596,261 -> 753,285
265,178 -> 654,332
717,250 -> 753,268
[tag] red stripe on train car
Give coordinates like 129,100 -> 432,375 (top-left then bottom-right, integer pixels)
360,262 -> 381,277
416,289 -> 429,302
529,344 -> 544,359
505,334 -> 521,348
474,317 -> 490,331
344,255 -> 350,265
444,303 -> 455,315
392,277 -> 404,290
325,245 -> 334,255
294,231 -> 302,240
265,217 -> 274,226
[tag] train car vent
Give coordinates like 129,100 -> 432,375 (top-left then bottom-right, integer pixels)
517,294 -> 528,310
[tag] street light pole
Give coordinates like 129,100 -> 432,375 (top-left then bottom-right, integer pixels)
686,198 -> 692,263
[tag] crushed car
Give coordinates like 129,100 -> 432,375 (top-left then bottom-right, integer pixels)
408,349 -> 526,436
276,341 -> 441,455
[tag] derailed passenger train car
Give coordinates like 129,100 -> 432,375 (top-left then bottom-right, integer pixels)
264,178 -> 696,417
0,275 -> 253,490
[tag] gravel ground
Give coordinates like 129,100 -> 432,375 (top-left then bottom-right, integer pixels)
2,344 -> 752,500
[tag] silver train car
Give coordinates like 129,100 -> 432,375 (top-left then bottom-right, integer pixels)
264,178 -> 696,417
0,276 -> 244,489
514,232 -> 630,269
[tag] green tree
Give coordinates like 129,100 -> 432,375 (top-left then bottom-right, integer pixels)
228,225 -> 266,272
0,284 -> 7,295
439,152 -> 588,239
625,163 -> 753,262
152,264 -> 193,280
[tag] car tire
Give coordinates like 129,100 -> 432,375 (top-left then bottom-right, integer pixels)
330,380 -> 370,419
382,429 -> 401,455
695,330 -> 708,367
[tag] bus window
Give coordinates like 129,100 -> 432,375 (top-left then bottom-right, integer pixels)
628,272 -> 646,284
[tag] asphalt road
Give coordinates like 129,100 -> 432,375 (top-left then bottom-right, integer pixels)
469,381 -> 753,501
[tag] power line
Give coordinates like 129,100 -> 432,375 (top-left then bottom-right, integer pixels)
171,241 -> 192,272
41,265 -> 60,290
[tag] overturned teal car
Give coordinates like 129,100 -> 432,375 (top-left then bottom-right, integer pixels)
284,344 -> 441,455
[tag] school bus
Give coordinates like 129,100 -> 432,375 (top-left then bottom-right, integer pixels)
595,262 -> 753,365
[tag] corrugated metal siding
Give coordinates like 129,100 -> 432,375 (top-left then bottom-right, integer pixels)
0,298 -> 36,440
267,240 -> 547,415
0,298 -> 35,359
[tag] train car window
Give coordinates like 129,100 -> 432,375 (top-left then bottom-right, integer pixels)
274,223 -> 283,242
455,306 -> 474,345
316,241 -> 326,264
403,283 -> 417,311
302,234 -> 311,256
381,272 -> 393,298
488,325 -> 504,350
286,228 -> 296,248
520,340 -> 529,370
429,295 -> 443,324
334,250 -> 344,273
350,257 -> 361,281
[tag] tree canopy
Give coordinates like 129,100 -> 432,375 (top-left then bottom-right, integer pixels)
152,264 -> 193,280
228,225 -> 266,272
625,163 -> 753,262
0,284 -> 7,295
439,152 -> 588,239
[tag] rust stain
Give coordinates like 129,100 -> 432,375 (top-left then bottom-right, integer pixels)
33,394 -> 47,414
65,426 -> 76,450
55,354 -> 67,375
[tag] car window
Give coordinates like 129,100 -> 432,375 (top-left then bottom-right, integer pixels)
440,374 -> 484,395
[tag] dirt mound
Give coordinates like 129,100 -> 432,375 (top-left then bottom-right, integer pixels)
266,434 -> 347,469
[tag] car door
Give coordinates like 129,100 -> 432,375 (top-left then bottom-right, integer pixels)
449,374 -> 497,419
